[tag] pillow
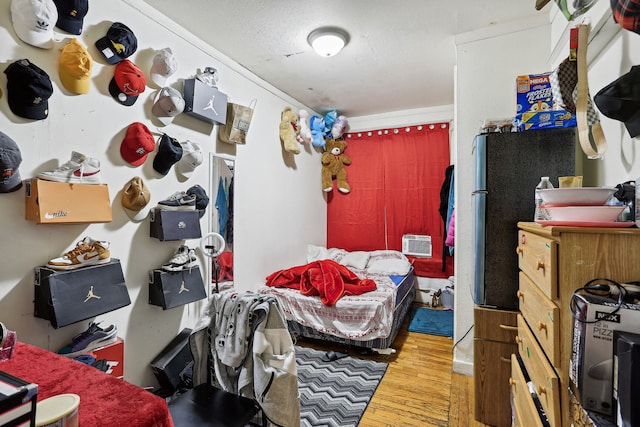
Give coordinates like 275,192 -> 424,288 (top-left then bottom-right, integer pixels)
307,245 -> 329,263
339,251 -> 371,270
367,258 -> 412,276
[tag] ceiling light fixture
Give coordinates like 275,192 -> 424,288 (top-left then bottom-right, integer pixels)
308,27 -> 349,57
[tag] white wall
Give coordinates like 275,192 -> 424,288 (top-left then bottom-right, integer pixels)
0,0 -> 325,387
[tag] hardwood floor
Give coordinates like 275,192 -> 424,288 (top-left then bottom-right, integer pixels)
297,306 -> 492,427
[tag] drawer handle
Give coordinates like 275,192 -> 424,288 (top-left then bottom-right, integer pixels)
515,336 -> 523,344
509,378 -> 516,387
517,290 -> 524,299
537,321 -> 547,332
536,260 -> 545,270
499,324 -> 518,332
500,356 -> 511,363
537,385 -> 547,396
516,247 -> 523,255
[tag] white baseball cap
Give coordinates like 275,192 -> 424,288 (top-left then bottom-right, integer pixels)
11,0 -> 58,49
176,140 -> 203,179
152,87 -> 185,126
150,48 -> 178,87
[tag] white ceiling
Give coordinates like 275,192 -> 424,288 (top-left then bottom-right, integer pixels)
143,0 -> 547,117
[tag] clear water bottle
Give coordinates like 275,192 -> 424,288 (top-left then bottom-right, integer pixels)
534,176 -> 554,221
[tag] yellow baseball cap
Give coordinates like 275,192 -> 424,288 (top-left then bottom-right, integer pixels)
122,176 -> 151,221
59,38 -> 92,94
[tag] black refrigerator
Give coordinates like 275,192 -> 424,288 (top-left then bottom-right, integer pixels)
472,128 -> 576,310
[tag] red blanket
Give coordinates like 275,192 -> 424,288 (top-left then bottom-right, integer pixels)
265,259 -> 376,306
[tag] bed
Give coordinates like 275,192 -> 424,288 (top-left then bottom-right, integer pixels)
258,247 -> 416,351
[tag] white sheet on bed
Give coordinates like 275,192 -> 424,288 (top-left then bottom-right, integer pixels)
258,248 -> 411,341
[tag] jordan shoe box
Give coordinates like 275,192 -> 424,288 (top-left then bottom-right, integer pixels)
150,328 -> 193,392
34,260 -> 131,328
149,209 -> 202,241
25,179 -> 112,224
570,292 -> 640,416
183,78 -> 228,125
148,266 -> 206,310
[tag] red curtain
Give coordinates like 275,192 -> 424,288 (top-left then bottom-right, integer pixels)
327,123 -> 451,257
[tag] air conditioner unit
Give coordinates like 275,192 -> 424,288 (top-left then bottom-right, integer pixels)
402,234 -> 432,258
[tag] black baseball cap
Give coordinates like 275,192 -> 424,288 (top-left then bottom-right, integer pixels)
594,65 -> 640,137
95,22 -> 137,64
153,134 -> 183,176
53,0 -> 89,35
4,59 -> 53,120
187,185 -> 209,218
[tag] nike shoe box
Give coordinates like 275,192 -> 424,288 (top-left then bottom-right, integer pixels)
183,78 -> 228,125
150,328 -> 193,392
34,260 -> 131,328
148,266 -> 206,310
25,179 -> 112,224
149,209 -> 202,241
613,331 -> 640,427
570,292 -> 640,416
91,337 -> 125,379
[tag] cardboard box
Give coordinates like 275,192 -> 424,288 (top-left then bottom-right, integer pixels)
514,110 -> 576,131
91,338 -> 124,379
25,179 -> 112,224
150,328 -> 193,392
149,209 -> 202,241
148,267 -> 206,310
0,371 -> 37,427
34,259 -> 131,328
570,293 -> 640,416
183,78 -> 228,125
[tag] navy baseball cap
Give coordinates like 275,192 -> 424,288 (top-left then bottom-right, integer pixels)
153,134 -> 183,176
53,0 -> 89,35
594,65 -> 640,137
95,22 -> 137,64
0,132 -> 23,193
4,59 -> 53,120
187,185 -> 209,218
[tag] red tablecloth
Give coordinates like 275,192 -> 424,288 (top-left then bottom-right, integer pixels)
0,342 -> 173,427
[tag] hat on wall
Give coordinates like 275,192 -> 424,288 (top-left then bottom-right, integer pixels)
11,0 -> 58,49
611,0 -> 640,35
4,59 -> 54,120
109,60 -> 146,106
150,48 -> 178,87
594,65 -> 640,138
53,0 -> 89,35
120,122 -> 156,166
152,87 -> 185,126
153,133 -> 183,176
186,184 -> 209,218
176,140 -> 203,179
121,176 -> 151,221
94,22 -> 137,64
0,132 -> 23,193
59,38 -> 92,94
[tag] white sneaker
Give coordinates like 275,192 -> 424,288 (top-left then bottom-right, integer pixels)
37,151 -> 103,184
47,237 -> 111,270
162,245 -> 197,272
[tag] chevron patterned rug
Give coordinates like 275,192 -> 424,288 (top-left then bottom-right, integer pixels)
295,345 -> 388,427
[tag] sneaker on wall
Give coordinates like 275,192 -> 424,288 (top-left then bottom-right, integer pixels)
156,191 -> 196,211
58,322 -> 118,358
37,151 -> 102,184
47,237 -> 111,271
162,245 -> 197,272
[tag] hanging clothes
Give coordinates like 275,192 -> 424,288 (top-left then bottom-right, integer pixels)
215,177 -> 229,235
226,176 -> 234,245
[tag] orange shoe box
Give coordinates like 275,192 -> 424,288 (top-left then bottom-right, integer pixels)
92,338 -> 124,378
25,179 -> 112,224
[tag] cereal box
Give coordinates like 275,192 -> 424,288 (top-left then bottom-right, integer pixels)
515,73 -> 554,115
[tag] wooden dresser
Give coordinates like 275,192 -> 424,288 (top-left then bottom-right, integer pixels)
511,222 -> 640,427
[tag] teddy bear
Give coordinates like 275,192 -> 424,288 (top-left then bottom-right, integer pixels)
296,109 -> 313,144
309,115 -> 326,148
321,138 -> 351,193
279,107 -> 300,154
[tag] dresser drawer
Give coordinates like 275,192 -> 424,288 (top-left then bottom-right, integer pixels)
516,314 -> 561,427
517,230 -> 557,299
518,272 -> 560,367
510,354 -> 545,427
474,306 -> 518,343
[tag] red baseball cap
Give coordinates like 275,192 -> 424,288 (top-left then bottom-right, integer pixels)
120,122 -> 155,166
109,59 -> 146,106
